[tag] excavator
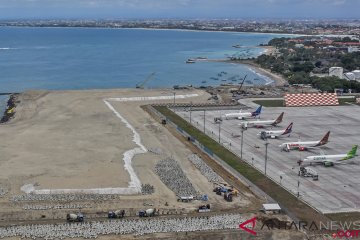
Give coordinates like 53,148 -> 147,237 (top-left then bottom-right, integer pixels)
136,72 -> 156,89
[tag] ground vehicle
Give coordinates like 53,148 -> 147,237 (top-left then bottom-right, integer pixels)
66,213 -> 84,222
139,208 -> 157,217
198,204 -> 211,213
177,196 -> 194,202
299,167 -> 319,180
108,210 -> 125,218
224,192 -> 233,202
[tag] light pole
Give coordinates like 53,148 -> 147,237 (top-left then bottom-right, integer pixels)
203,110 -> 206,133
189,102 -> 192,124
218,121 -> 221,143
297,174 -> 300,197
240,128 -> 244,160
297,150 -> 301,197
265,140 -> 269,176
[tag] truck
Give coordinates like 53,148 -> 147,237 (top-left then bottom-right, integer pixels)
198,204 -> 211,213
139,208 -> 157,217
299,167 -> 319,180
66,213 -> 84,222
177,196 -> 194,202
224,192 -> 233,202
108,210 -> 125,219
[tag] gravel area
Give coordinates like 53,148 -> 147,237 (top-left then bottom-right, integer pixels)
0,214 -> 244,239
187,154 -> 224,183
154,158 -> 199,197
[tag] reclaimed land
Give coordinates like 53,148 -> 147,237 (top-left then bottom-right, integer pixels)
153,105 -> 341,223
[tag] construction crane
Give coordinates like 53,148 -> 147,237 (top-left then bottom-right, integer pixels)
136,72 -> 156,89
238,74 -> 247,93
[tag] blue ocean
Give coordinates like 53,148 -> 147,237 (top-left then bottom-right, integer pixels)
0,27 -> 287,112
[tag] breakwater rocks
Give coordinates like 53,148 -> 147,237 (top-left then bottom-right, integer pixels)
154,158 -> 199,197
1,94 -> 18,123
187,154 -> 224,183
23,204 -> 91,210
0,214 -> 243,239
12,194 -> 121,202
141,184 -> 155,195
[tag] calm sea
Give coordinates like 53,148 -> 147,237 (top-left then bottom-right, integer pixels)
0,27 -> 290,112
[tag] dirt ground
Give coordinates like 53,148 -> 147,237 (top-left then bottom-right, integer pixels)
0,88 -> 260,221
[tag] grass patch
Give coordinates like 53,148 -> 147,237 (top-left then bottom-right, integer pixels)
154,105 -> 328,223
338,97 -> 356,105
326,212 -> 360,222
253,99 -> 284,107
253,97 -> 357,107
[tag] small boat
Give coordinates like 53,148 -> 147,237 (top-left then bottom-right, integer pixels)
232,44 -> 241,48
186,59 -> 196,63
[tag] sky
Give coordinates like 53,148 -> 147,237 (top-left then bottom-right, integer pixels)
0,0 -> 358,19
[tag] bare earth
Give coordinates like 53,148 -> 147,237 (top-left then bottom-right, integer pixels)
0,88 -> 256,214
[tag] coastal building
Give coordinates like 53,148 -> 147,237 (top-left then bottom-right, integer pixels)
353,70 -> 360,80
329,67 -> 343,79
344,72 -> 356,81
348,46 -> 360,53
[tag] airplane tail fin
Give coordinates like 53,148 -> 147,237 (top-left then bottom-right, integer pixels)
273,112 -> 284,125
346,145 -> 358,158
252,105 -> 262,116
283,122 -> 293,134
318,131 -> 330,145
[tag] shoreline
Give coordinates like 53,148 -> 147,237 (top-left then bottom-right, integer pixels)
0,25 -> 307,36
238,60 -> 288,87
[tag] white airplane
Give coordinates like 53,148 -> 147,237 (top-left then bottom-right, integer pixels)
240,112 -> 284,129
298,145 -> 358,167
279,131 -> 330,152
224,105 -> 262,120
259,122 -> 293,140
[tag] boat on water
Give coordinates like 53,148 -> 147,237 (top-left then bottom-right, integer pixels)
220,83 -> 234,86
186,59 -> 196,64
232,44 -> 241,48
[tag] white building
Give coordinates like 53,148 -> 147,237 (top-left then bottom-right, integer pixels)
344,72 -> 356,81
348,46 -> 360,53
329,67 -> 343,79
353,70 -> 360,81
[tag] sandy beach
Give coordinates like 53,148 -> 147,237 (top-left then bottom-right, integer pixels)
239,60 -> 288,87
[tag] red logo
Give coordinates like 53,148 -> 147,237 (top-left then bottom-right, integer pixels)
239,217 -> 257,236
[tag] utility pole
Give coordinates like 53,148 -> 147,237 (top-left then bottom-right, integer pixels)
240,128 -> 244,159
189,105 -> 192,124
265,141 -> 269,176
297,173 -> 300,197
218,121 -> 221,143
203,110 -> 206,133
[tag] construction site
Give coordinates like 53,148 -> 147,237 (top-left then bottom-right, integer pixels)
0,88 -> 308,239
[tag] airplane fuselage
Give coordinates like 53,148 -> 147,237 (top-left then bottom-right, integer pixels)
280,141 -> 319,150
301,154 -> 350,166
224,112 -> 252,120
241,119 -> 275,128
